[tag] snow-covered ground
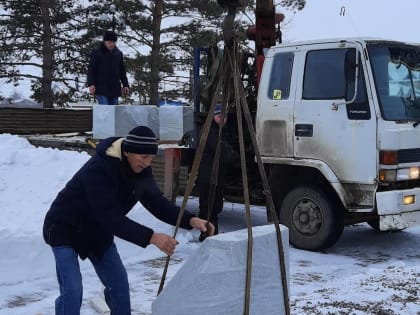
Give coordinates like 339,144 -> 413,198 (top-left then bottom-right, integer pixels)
0,133 -> 419,315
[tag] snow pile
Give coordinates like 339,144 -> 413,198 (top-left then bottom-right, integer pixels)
0,134 -> 90,238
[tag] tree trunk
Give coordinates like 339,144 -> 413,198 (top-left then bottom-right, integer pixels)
40,0 -> 54,108
149,0 -> 163,105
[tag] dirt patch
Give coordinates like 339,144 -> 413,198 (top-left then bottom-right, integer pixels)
352,250 -> 392,267
141,257 -> 183,268
292,272 -> 324,285
6,293 -> 43,308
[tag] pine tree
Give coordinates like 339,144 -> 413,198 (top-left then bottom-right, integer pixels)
279,0 -> 306,12
103,0 -> 228,105
0,0 -> 305,107
95,0 -> 253,105
0,0 -> 94,107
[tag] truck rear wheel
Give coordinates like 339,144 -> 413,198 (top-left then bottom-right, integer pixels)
280,185 -> 344,251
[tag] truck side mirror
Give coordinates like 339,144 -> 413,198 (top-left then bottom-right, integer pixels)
332,48 -> 359,110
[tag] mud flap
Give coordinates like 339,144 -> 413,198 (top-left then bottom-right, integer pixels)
376,188 -> 420,230
379,211 -> 420,230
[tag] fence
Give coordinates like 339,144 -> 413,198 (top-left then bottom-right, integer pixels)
0,108 -> 92,134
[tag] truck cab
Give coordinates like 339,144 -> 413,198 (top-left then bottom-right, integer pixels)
257,38 -> 420,250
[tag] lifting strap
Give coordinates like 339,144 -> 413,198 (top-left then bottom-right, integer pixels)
201,73 -> 231,240
157,53 -> 229,295
158,44 -> 290,315
227,46 -> 291,315
228,45 -> 254,314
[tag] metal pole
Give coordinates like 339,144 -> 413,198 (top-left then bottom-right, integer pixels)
109,3 -> 116,31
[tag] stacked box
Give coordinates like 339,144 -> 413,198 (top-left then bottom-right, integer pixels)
159,105 -> 193,142
93,105 -> 159,139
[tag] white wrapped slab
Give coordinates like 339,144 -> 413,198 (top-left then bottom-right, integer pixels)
90,296 -> 110,315
93,105 -> 159,139
152,224 -> 289,315
159,105 -> 193,141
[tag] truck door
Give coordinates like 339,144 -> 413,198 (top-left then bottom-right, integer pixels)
293,43 -> 377,184
256,49 -> 296,157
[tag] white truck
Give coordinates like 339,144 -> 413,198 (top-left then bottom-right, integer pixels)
255,38 -> 420,250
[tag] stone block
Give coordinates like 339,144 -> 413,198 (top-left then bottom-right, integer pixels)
93,105 -> 159,139
152,224 -> 289,315
159,105 -> 193,142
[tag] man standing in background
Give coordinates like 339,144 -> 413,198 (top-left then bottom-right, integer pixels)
196,104 -> 237,239
87,30 -> 129,105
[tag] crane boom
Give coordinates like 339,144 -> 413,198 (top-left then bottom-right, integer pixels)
217,0 -> 284,86
248,0 -> 284,86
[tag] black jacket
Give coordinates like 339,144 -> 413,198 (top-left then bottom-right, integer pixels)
197,121 -> 237,185
43,137 -> 194,259
87,43 -> 129,98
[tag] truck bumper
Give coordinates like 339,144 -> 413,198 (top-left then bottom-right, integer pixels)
376,188 -> 420,230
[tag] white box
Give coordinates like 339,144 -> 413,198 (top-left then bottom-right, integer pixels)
93,105 -> 159,139
159,105 -> 193,142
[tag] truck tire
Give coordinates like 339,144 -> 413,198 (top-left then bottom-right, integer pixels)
280,185 -> 344,251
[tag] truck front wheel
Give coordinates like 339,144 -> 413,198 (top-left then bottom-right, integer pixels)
280,185 -> 344,251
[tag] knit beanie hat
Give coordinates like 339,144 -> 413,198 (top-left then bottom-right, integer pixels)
121,126 -> 158,155
214,103 -> 222,115
103,30 -> 117,42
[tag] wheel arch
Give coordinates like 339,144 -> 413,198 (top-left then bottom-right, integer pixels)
267,160 -> 349,214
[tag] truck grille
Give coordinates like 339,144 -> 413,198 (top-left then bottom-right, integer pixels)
398,148 -> 420,163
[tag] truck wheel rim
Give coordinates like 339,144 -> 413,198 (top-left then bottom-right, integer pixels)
291,198 -> 322,236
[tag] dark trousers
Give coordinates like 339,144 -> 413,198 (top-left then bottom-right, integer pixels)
97,94 -> 119,105
198,182 -> 224,234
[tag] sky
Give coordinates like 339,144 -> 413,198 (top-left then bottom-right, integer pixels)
282,0 -> 420,43
0,133 -> 419,315
3,0 -> 420,102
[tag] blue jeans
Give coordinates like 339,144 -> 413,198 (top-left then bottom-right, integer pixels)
52,243 -> 131,315
97,95 -> 119,105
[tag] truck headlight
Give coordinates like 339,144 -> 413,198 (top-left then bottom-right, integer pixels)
380,167 -> 419,182
409,167 -> 420,179
396,167 -> 420,180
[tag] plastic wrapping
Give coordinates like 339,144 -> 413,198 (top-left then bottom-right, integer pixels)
152,224 -> 290,315
159,105 -> 193,141
93,105 -> 159,139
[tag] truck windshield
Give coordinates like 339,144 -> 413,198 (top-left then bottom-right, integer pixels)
368,43 -> 420,122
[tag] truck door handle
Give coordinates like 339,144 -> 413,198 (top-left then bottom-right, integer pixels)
295,124 -> 313,137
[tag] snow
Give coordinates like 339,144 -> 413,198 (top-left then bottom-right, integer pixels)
0,133 -> 419,315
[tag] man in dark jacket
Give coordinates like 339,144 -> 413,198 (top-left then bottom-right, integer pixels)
87,30 -> 129,105
43,126 -> 213,315
196,104 -> 236,238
